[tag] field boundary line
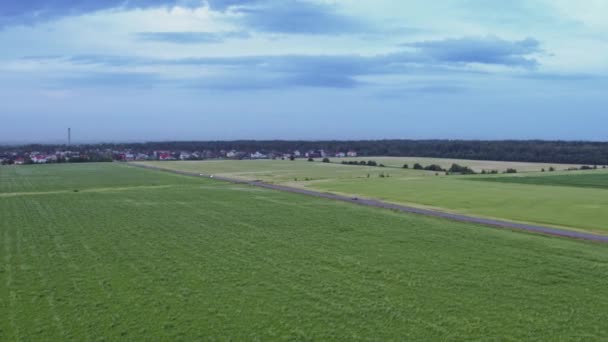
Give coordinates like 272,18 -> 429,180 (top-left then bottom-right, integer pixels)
127,162 -> 608,243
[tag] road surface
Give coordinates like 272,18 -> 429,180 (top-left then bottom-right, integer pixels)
128,162 -> 608,243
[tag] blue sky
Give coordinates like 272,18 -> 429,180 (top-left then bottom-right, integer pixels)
1,0 -> 607,143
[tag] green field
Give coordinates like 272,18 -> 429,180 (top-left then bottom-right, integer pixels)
333,156 -> 586,173
475,171 -> 608,189
148,159 -> 430,185
2,163 -> 608,340
142,160 -> 608,234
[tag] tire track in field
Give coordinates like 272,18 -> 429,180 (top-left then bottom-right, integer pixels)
128,163 -> 608,243
0,185 -> 174,198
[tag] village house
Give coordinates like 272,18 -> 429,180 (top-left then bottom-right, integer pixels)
250,151 -> 267,159
31,154 -> 49,164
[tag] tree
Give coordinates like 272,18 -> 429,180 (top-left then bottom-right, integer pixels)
403,164 -> 409,169
308,157 -> 314,162
424,164 -> 445,172
448,163 -> 475,174
549,166 -> 555,172
289,155 -> 295,161
505,168 -> 517,174
322,157 -> 330,163
413,163 -> 423,170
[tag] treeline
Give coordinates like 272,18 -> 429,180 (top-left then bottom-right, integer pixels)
3,140 -> 608,165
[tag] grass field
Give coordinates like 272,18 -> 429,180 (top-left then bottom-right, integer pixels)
142,160 -> 608,234
147,159 -> 430,185
2,163 -> 608,340
475,171 -> 608,189
334,156 -> 586,173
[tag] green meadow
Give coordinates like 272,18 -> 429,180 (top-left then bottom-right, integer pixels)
333,156 -> 586,172
475,171 -> 608,189
2,163 -> 608,340
144,160 -> 608,233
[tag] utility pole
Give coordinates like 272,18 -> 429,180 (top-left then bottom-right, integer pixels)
68,128 -> 71,147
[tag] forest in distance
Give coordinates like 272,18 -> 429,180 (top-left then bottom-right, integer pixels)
4,140 -> 608,165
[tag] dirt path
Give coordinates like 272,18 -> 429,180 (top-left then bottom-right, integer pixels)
128,162 -> 608,243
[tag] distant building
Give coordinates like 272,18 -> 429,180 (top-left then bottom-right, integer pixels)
226,150 -> 238,158
250,151 -> 267,159
347,151 -> 358,157
159,153 -> 174,161
31,155 -> 48,164
335,152 -> 346,158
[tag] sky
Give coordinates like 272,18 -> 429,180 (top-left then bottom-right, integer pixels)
1,0 -> 607,143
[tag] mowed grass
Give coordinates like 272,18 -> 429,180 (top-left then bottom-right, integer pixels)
142,159 -> 429,185
145,160 -> 608,233
313,176 -> 608,233
475,171 -> 608,189
334,156 -> 586,173
2,164 -> 608,339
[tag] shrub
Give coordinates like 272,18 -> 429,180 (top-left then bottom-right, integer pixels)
322,158 -> 330,163
448,163 -> 475,174
308,157 -> 314,162
403,164 -> 409,169
413,163 -> 423,170
549,167 -> 555,172
367,160 -> 377,167
505,168 -> 517,174
424,164 -> 445,172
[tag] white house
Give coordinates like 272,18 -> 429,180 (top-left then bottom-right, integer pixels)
250,151 -> 267,159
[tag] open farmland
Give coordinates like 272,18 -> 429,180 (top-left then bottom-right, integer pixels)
2,163 -> 608,340
142,160 -> 608,233
145,159 -> 429,185
474,170 -> 608,189
334,156 -> 586,173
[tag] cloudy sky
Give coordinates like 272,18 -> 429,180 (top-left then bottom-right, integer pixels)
1,0 -> 607,143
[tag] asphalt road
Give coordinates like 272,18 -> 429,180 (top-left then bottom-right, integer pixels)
128,162 -> 608,243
